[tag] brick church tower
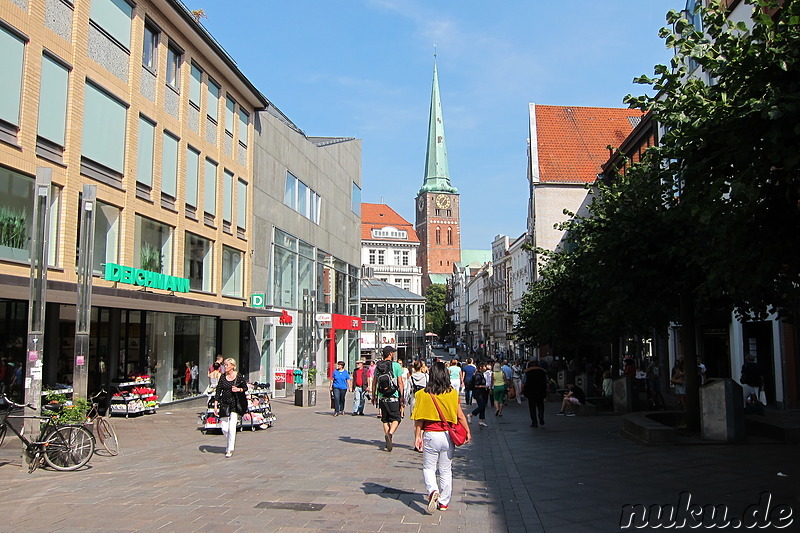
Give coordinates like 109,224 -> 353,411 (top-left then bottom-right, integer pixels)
415,58 -> 460,293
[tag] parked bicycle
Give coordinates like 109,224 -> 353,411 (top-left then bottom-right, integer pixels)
86,389 -> 119,456
0,394 -> 95,473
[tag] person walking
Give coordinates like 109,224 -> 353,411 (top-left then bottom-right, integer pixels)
330,361 -> 351,417
408,360 -> 429,451
522,360 -> 548,428
448,359 -> 462,395
671,359 -> 686,409
372,346 -> 404,451
205,362 -> 221,395
411,361 -> 471,513
491,363 -> 509,417
213,358 -> 248,458
461,358 -> 477,406
511,360 -> 524,405
351,360 -> 369,416
470,362 -> 490,427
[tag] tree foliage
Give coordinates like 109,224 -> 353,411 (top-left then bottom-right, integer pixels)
516,0 -> 800,351
425,284 -> 454,338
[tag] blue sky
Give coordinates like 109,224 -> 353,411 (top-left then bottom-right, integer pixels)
191,0 -> 678,249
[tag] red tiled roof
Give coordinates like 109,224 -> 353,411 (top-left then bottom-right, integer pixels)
361,203 -> 420,242
534,105 -> 644,184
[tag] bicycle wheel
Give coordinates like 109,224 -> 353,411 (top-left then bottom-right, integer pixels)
42,426 -> 94,471
94,417 -> 119,456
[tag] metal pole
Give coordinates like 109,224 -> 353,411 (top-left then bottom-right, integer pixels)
73,185 -> 97,401
302,289 -> 309,402
24,168 -> 52,439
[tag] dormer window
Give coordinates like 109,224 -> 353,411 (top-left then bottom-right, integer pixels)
372,226 -> 407,240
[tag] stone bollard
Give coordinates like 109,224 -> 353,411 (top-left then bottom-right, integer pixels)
700,378 -> 745,443
613,376 -> 634,414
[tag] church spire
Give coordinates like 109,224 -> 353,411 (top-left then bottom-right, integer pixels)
419,55 -> 457,195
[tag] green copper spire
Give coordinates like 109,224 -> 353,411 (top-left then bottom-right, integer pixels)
419,57 -> 457,195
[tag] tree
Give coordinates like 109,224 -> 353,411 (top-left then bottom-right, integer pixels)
626,0 -> 800,319
517,0 -> 800,429
425,284 -> 454,339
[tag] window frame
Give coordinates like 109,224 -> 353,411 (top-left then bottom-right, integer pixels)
81,79 -> 129,187
221,245 -> 244,298
206,78 -> 220,122
36,52 -> 71,160
166,41 -> 182,91
0,22 -> 28,141
89,0 -> 134,50
142,20 -> 159,73
189,62 -> 202,108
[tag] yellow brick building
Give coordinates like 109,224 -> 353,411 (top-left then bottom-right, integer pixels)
0,0 -> 281,402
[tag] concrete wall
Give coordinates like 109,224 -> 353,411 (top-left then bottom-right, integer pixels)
250,109 -> 362,296
532,183 -> 589,256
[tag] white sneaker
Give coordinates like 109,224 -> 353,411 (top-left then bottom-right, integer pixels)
427,491 -> 440,513
467,413 -> 473,424
478,421 -> 487,427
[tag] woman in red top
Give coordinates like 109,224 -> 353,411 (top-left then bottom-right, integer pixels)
411,362 -> 470,513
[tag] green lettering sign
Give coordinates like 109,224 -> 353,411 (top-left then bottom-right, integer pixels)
103,263 -> 190,293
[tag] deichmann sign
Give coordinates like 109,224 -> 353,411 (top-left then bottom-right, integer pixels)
104,263 -> 190,293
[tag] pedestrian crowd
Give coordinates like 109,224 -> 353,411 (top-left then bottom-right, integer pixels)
325,347 -> 592,514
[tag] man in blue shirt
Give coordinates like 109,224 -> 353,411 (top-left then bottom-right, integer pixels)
461,358 -> 477,405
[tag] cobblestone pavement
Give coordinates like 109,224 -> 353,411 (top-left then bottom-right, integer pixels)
1,392 -> 798,532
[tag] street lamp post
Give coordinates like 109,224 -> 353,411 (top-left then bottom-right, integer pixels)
73,185 -> 97,401
24,168 -> 52,438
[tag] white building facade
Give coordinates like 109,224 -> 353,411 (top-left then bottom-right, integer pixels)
360,203 -> 422,296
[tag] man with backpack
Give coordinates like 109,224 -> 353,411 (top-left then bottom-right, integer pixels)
372,346 -> 405,451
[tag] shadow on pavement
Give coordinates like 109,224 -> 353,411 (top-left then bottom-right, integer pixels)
338,435 -> 383,449
198,444 -> 226,454
361,481 -> 427,515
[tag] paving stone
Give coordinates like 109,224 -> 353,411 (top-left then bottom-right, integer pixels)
2,393 -> 799,531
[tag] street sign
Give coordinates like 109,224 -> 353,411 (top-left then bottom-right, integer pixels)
251,293 -> 265,308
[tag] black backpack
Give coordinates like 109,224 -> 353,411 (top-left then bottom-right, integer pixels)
375,360 -> 398,397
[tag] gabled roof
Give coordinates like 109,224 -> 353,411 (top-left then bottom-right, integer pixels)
361,203 -> 419,242
532,105 -> 643,184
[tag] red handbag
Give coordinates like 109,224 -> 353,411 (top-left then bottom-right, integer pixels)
429,393 -> 468,446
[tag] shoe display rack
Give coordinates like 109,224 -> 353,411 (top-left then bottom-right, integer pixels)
109,376 -> 159,417
200,385 -> 275,434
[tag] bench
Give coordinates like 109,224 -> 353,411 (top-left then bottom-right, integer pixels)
586,396 -> 613,411
621,412 -> 678,446
745,415 -> 800,443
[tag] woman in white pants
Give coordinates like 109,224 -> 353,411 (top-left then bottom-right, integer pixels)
412,362 -> 471,513
213,358 -> 248,458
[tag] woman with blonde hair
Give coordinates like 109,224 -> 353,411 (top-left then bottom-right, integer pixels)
448,359 -> 462,395
213,358 -> 248,457
490,362 -> 508,417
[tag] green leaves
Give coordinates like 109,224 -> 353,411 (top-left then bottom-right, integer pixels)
517,0 -> 800,348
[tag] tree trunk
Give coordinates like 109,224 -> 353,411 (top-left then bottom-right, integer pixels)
680,292 -> 700,431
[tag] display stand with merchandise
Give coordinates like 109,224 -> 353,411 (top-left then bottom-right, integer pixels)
109,376 -> 159,417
